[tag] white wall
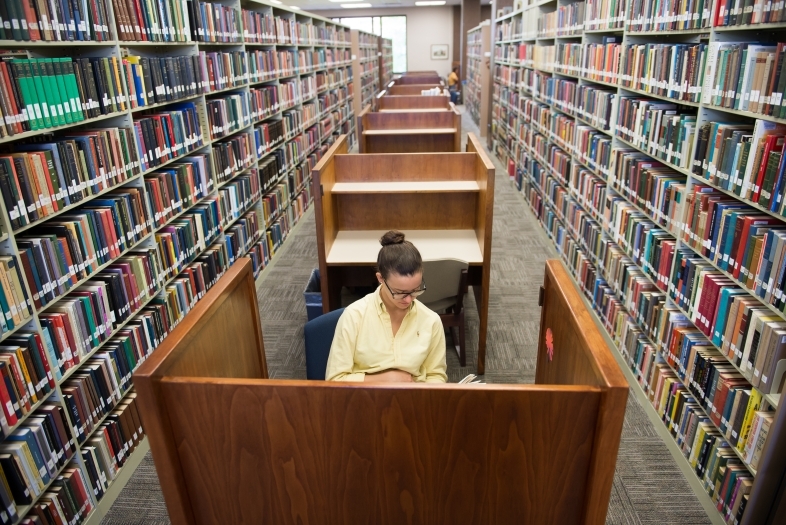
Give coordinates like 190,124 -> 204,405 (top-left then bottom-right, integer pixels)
309,7 -> 455,78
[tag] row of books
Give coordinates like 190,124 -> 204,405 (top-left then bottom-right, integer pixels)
113,0 -> 191,43
16,188 -> 154,311
145,155 -> 213,229
556,39 -> 621,85
702,42 -> 786,117
207,92 -> 251,141
135,103 -> 204,173
211,131 -> 257,187
82,392 -> 145,503
713,0 -> 786,26
0,126 -> 141,231
615,98 -> 696,171
620,43 -> 708,104
0,57 -> 115,136
584,0 -> 626,30
0,0 -> 113,42
626,0 -> 713,32
0,256 -> 33,338
538,3 -> 585,38
692,119 -> 786,214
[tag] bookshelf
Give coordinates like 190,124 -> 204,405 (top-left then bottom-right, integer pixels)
491,1 -> 786,524
0,1 -> 354,523
466,21 -> 492,136
379,37 -> 394,87
351,29 -> 380,123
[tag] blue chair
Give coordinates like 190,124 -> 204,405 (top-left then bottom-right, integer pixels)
304,308 -> 345,380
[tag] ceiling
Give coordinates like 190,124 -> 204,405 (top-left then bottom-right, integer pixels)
285,0 -> 466,12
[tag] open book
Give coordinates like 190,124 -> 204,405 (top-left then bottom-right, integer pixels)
458,374 -> 484,384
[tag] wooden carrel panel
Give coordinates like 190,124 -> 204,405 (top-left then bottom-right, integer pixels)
394,75 -> 442,84
535,260 -> 629,525
388,84 -> 442,95
336,193 -> 478,230
365,110 -> 457,130
311,135 -> 349,308
378,95 -> 450,110
365,133 -> 455,153
333,153 -> 477,182
133,259 -> 266,525
160,380 -> 602,525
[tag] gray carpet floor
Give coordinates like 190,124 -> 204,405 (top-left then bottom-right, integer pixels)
100,110 -> 714,525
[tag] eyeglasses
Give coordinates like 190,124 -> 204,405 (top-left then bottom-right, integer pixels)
384,279 -> 426,300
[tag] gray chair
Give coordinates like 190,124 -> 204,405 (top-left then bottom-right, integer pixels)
419,259 -> 469,366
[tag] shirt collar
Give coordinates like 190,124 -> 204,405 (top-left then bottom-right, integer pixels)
374,285 -> 417,316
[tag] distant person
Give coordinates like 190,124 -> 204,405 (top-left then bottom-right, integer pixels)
325,230 -> 447,383
448,66 -> 460,104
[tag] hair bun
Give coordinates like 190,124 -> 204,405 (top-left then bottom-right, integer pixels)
380,230 -> 406,247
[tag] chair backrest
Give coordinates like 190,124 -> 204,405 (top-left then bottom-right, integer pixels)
418,259 -> 468,305
304,307 -> 345,380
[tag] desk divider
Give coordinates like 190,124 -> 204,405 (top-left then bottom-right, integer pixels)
358,104 -> 461,153
312,133 -> 494,372
133,258 -> 628,525
377,95 -> 452,111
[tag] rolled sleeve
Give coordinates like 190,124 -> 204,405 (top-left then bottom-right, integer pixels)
325,310 -> 366,382
419,318 -> 447,383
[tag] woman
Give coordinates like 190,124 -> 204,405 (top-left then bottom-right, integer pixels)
325,230 -> 447,383
447,65 -> 460,104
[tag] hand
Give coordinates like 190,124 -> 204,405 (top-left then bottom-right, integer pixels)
364,369 -> 414,383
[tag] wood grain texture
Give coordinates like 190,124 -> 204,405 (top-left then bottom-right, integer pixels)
360,109 -> 461,153
133,259 -> 266,525
311,135 -> 349,312
337,193 -> 478,230
378,95 -> 451,111
394,75 -> 442,85
160,380 -> 603,525
466,134 -> 495,375
536,260 -> 629,525
365,134 -> 457,153
388,85 -> 443,95
334,152 -> 477,182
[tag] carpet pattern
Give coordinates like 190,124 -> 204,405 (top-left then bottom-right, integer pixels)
100,111 -> 713,525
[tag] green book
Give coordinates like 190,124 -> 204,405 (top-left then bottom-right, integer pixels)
101,58 -> 118,114
51,59 -> 74,125
760,151 -> 783,209
28,59 -> 53,129
12,60 -> 42,131
39,59 -> 65,128
60,59 -> 85,122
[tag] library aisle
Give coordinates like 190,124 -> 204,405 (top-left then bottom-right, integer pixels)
101,110 -> 712,525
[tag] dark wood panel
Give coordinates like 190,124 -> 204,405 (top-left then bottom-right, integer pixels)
378,96 -> 450,111
365,110 -> 457,130
337,193 -> 478,230
365,133 -> 456,153
388,85 -> 442,95
334,152 -> 476,182
535,260 -> 629,525
394,75 -> 442,85
134,260 -> 266,525
161,380 -> 602,525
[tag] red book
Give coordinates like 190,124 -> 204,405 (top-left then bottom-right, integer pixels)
732,215 -> 780,279
0,362 -> 19,427
753,135 -> 786,202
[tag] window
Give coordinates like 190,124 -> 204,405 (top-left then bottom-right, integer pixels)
333,16 -> 407,73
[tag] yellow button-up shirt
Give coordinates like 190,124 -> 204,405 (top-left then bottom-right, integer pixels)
325,287 -> 447,383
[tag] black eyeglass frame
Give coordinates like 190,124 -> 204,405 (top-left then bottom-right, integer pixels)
383,279 -> 427,300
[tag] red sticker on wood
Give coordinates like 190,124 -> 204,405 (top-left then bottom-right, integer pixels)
546,328 -> 554,362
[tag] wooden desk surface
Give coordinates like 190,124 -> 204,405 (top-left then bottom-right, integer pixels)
326,229 -> 483,265
331,181 -> 480,193
363,128 -> 457,135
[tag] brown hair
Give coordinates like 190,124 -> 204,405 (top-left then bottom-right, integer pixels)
377,230 -> 423,279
